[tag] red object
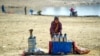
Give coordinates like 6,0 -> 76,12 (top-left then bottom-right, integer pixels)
72,41 -> 76,53
21,51 -> 25,56
70,8 -> 74,12
49,41 -> 52,54
72,41 -> 79,51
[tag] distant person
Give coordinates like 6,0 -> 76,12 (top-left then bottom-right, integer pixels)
70,7 -> 74,16
24,6 -> 27,15
30,9 -> 33,15
70,7 -> 74,13
1,5 -> 6,13
50,16 -> 62,39
38,10 -> 41,15
74,11 -> 78,16
70,7 -> 77,16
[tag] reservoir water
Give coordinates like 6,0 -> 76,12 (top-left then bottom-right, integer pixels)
41,4 -> 100,16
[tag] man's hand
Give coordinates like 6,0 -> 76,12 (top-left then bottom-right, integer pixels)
55,24 -> 58,33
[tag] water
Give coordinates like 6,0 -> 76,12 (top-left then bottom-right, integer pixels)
41,4 -> 100,16
0,4 -> 100,16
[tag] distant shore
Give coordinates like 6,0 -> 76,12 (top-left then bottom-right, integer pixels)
0,0 -> 100,10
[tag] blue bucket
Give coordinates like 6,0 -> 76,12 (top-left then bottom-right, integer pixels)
51,42 -> 73,54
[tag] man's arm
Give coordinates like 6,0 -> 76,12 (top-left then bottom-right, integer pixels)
50,22 -> 55,34
59,22 -> 62,34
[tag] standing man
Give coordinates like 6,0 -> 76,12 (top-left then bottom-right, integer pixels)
70,7 -> 75,16
50,16 -> 62,39
24,6 -> 27,15
1,5 -> 6,13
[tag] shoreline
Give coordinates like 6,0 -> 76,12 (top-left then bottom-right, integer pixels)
0,0 -> 100,10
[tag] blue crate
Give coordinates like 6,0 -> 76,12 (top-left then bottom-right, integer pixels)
51,42 -> 73,54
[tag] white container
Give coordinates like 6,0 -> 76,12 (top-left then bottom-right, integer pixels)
54,35 -> 59,42
63,33 -> 67,42
28,36 -> 36,53
59,34 -> 63,42
52,34 -> 59,42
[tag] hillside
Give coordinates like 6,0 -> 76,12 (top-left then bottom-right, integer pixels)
0,0 -> 100,9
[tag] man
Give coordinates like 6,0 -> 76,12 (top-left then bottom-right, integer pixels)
1,5 -> 6,13
70,7 -> 74,13
49,17 -> 90,54
70,7 -> 75,16
24,6 -> 27,15
70,7 -> 78,16
50,16 -> 62,39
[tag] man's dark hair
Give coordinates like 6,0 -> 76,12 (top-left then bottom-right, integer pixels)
54,16 -> 59,20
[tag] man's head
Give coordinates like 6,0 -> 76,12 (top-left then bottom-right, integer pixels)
54,16 -> 59,23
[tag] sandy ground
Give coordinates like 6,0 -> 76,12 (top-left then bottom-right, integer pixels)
0,13 -> 100,56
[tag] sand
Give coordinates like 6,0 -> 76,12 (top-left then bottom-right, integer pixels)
0,13 -> 100,56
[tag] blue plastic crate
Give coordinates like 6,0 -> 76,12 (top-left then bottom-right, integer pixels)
51,42 -> 73,54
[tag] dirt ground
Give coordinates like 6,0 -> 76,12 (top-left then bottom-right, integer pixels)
0,13 -> 100,56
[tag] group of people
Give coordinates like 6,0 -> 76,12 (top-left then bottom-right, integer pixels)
70,7 -> 78,16
50,16 -> 90,54
1,5 -> 77,16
